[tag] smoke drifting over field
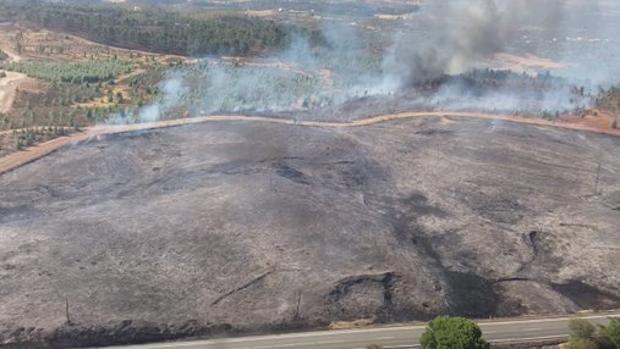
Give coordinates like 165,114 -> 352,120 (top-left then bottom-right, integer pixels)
124,0 -> 617,123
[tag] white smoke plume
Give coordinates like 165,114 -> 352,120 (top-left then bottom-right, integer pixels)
120,0 -> 615,124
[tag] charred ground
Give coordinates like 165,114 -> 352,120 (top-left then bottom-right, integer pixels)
1,116 -> 619,347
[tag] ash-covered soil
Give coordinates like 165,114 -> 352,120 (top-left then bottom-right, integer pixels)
1,116 -> 619,347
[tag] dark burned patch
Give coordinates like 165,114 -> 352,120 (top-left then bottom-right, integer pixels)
382,197 -> 499,318
147,161 -> 261,194
274,163 -> 310,185
445,271 -> 499,318
463,192 -> 526,225
325,272 -> 397,320
82,129 -> 161,147
415,129 -> 455,136
328,272 -> 397,302
400,192 -> 448,218
382,192 -> 448,262
0,205 -> 44,223
551,281 -> 620,310
525,230 -> 541,260
4,320 -> 233,349
518,230 -> 564,274
208,160 -> 263,176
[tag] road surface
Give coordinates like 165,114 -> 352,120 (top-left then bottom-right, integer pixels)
97,312 -> 619,349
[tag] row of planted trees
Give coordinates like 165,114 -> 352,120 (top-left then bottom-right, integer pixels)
13,126 -> 78,150
0,59 -> 133,83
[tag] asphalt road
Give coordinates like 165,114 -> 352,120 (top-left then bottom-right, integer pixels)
99,312 -> 619,349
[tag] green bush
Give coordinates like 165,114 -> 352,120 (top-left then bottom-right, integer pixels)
595,324 -> 616,349
609,319 -> 620,349
420,316 -> 489,349
569,318 -> 620,349
570,319 -> 597,339
568,337 -> 600,349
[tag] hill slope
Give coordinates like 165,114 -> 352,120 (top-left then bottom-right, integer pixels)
1,116 -> 619,347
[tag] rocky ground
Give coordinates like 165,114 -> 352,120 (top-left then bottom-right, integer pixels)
0,115 -> 619,347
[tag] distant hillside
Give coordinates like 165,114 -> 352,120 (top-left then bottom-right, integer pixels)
111,0 -> 420,17
0,0 -> 315,56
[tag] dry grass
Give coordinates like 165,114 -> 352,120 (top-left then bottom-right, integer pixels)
0,24 -> 185,65
328,319 -> 374,330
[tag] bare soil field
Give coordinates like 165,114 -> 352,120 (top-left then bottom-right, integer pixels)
0,24 -> 183,65
1,115 -> 619,347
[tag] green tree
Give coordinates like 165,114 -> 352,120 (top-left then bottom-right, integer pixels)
420,317 -> 489,349
595,324 -> 616,349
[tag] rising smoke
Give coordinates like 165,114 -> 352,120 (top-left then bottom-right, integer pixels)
120,0 -> 613,124
382,0 -> 567,86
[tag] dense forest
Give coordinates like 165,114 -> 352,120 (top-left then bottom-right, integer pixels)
0,0 -> 312,56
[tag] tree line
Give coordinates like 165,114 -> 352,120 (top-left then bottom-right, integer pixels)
0,0 -> 317,56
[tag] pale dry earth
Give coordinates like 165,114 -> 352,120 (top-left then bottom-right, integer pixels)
0,71 -> 27,113
0,114 -> 619,347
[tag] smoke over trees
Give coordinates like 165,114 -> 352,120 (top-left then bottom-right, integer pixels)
382,0 -> 567,87
115,0 -> 610,124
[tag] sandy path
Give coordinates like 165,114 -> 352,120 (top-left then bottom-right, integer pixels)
0,43 -> 27,112
1,111 -> 620,176
0,71 -> 27,113
0,46 -> 22,63
116,68 -> 146,83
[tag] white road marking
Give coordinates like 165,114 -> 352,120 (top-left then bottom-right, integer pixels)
490,335 -> 567,343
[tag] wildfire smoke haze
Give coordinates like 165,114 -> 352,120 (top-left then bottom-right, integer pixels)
113,0 -> 620,125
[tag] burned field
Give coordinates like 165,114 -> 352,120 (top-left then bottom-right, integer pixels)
1,116 -> 619,346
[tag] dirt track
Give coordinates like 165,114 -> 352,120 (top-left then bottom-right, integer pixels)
1,111 -> 619,176
0,71 -> 27,113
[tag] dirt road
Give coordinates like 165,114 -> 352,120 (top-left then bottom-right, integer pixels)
0,71 -> 27,113
1,111 -> 619,176
0,46 -> 22,63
